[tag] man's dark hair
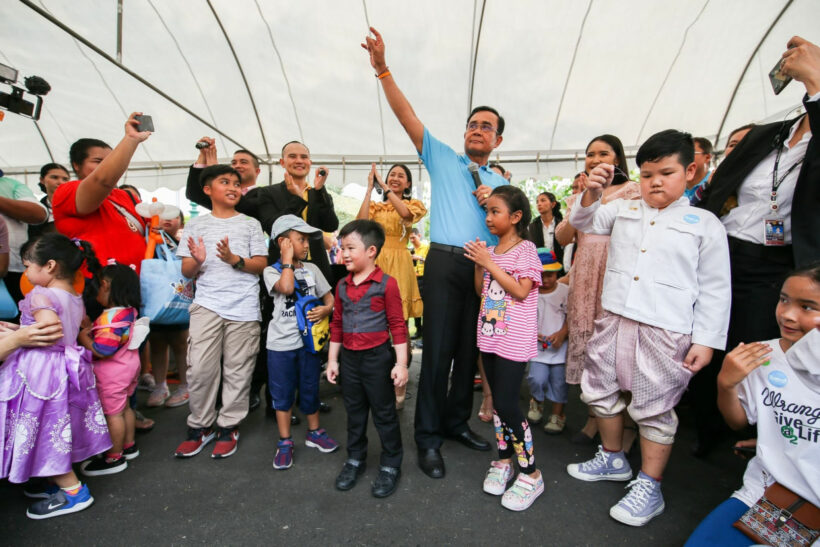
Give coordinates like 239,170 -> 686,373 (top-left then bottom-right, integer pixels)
200,164 -> 241,187
693,137 -> 713,156
489,162 -> 506,174
339,219 -> 386,258
69,138 -> 112,175
467,106 -> 505,136
636,130 -> 694,168
233,149 -> 260,168
587,134 -> 630,185
280,140 -> 311,156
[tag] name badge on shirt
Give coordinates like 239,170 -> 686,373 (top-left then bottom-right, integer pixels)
764,217 -> 785,246
301,270 -> 316,288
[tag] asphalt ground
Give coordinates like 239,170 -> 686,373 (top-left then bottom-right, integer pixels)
1,347 -> 747,546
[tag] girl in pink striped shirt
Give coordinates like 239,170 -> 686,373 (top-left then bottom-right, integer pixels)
464,185 -> 543,512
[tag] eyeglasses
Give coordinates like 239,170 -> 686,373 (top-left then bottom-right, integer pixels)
466,122 -> 497,134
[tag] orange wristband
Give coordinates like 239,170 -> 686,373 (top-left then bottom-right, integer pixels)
376,69 -> 391,79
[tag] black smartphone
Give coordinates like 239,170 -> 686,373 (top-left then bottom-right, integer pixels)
733,445 -> 756,455
769,58 -> 792,95
135,114 -> 155,132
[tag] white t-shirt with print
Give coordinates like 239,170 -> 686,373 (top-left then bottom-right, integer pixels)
176,213 -> 267,322
531,284 -> 569,365
732,338 -> 820,507
263,262 -> 331,351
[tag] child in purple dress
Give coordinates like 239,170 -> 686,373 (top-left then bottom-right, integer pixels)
0,234 -> 111,519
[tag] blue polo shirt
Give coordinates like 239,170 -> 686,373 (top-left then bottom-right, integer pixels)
420,127 -> 508,246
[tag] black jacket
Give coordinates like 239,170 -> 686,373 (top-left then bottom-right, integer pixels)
527,215 -> 564,266
698,95 -> 819,267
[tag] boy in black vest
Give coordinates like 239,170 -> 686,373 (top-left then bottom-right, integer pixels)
326,220 -> 409,498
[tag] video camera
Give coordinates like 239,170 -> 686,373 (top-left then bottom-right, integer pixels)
0,62 -> 50,121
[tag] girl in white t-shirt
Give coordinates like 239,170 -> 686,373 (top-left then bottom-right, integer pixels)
686,264 -> 820,546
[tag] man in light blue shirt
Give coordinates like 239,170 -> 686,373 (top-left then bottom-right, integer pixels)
363,27 -> 508,479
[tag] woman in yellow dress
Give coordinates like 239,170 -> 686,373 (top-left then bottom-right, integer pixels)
357,163 -> 427,408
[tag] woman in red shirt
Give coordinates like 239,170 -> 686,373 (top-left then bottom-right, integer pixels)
52,113 -> 152,275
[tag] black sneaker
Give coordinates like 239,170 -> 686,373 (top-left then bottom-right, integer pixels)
335,460 -> 367,491
372,466 -> 401,498
123,444 -> 140,461
81,456 -> 128,477
26,485 -> 94,520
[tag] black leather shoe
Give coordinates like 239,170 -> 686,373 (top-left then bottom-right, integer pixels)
335,460 -> 366,491
417,448 -> 445,479
249,392 -> 261,413
318,401 -> 332,414
372,466 -> 401,498
447,429 -> 491,451
291,414 -> 301,426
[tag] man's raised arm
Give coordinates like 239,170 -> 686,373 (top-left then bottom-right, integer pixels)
362,27 -> 424,153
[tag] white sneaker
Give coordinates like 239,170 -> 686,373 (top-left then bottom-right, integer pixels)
146,384 -> 170,407
527,399 -> 544,423
483,461 -> 513,495
609,472 -> 665,526
567,445 -> 633,482
501,473 -> 544,511
543,414 -> 566,434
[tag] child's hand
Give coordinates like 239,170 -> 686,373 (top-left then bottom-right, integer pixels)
307,305 -> 331,322
391,364 -> 409,387
464,238 -> 491,268
188,236 -> 206,264
326,361 -> 339,384
280,237 -> 294,263
717,342 -> 772,388
216,236 -> 237,265
546,331 -> 566,348
733,438 -> 757,460
683,343 -> 714,373
586,164 -> 615,191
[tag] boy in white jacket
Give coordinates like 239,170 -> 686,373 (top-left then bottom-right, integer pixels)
566,130 -> 731,526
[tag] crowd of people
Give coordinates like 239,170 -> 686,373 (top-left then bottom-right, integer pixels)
0,27 -> 817,544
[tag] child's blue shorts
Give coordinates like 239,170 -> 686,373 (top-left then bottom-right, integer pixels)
267,348 -> 320,414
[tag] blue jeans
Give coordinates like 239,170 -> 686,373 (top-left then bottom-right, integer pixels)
267,349 -> 320,414
685,497 -> 753,546
527,361 -> 568,404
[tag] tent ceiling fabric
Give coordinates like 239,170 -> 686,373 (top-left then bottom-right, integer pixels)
1,0 -> 818,191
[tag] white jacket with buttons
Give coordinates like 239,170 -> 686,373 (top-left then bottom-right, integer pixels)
569,193 -> 731,350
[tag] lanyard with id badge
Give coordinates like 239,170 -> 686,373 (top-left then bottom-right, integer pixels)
764,139 -> 803,246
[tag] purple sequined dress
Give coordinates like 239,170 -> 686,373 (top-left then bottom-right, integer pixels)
0,286 -> 111,483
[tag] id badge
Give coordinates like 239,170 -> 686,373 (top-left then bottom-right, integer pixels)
763,217 -> 785,246
302,270 -> 316,288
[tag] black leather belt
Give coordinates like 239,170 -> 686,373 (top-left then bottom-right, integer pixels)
728,236 -> 793,265
430,242 -> 465,255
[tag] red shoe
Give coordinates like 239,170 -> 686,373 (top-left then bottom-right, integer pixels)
174,427 -> 215,458
211,428 -> 239,459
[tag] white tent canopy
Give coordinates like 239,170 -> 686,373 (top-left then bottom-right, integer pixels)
1,0 -> 818,192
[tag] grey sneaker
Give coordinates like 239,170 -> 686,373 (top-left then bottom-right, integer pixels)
567,445 -> 633,482
609,471 -> 665,526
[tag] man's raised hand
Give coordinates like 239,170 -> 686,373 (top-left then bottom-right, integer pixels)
361,27 -> 387,73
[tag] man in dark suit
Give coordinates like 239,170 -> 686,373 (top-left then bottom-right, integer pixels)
692,35 -> 820,456
255,141 -> 338,282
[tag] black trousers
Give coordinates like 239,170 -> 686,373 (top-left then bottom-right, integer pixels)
340,342 -> 402,468
251,282 -> 273,407
414,246 -> 479,449
690,238 -> 793,442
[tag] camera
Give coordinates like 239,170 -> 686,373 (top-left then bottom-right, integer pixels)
0,62 -> 50,121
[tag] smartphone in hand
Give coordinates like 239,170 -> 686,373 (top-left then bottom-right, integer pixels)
135,114 -> 155,132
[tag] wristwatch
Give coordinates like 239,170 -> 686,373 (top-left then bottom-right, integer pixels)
232,257 -> 245,270
281,263 -> 294,270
